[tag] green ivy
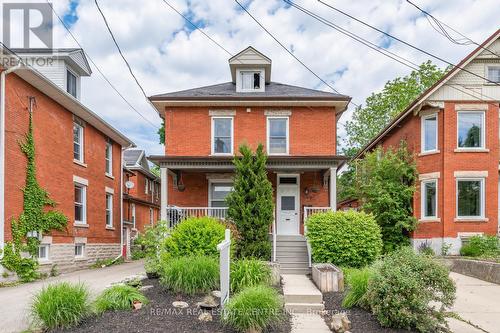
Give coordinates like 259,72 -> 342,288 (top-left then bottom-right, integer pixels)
1,110 -> 68,282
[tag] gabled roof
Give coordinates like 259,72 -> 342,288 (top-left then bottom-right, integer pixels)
351,28 -> 500,162
11,48 -> 92,76
229,46 -> 272,83
123,149 -> 159,180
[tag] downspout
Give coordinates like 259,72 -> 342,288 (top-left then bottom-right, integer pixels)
0,64 -> 21,259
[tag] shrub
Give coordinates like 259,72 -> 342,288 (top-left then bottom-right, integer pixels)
460,235 -> 499,257
306,210 -> 383,267
231,259 -> 271,293
134,220 -> 170,259
94,285 -> 148,314
365,247 -> 455,332
342,266 -> 375,308
31,282 -> 91,329
159,256 -> 219,295
418,241 -> 435,256
223,285 -> 283,332
160,217 -> 226,259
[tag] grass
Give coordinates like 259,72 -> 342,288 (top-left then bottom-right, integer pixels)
159,256 -> 219,295
30,282 -> 91,329
94,285 -> 148,314
342,266 -> 375,308
223,285 -> 283,332
230,259 -> 271,293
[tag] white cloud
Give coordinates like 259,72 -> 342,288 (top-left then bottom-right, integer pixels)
5,0 -> 500,155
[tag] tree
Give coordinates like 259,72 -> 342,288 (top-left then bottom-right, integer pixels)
158,120 -> 165,145
226,144 -> 274,259
352,143 -> 417,252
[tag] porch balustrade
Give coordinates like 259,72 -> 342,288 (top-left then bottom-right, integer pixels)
165,206 -> 228,228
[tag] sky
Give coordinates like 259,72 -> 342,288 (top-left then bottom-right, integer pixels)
2,0 -> 499,155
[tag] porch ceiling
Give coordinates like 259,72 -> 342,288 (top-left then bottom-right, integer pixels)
148,155 -> 346,171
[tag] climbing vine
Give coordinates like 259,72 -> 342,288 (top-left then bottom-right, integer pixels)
1,106 -> 68,281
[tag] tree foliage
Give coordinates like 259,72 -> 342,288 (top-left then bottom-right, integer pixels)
158,120 -> 165,145
353,144 -> 417,252
226,144 -> 274,259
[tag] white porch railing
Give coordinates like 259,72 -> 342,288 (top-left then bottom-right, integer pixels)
166,207 -> 228,228
303,207 -> 334,267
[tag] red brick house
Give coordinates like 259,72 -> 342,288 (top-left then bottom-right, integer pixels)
352,30 -> 500,255
0,48 -> 134,274
149,47 -> 350,273
122,149 -> 160,255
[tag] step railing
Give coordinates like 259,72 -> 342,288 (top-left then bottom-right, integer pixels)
303,207 -> 333,268
166,207 -> 228,228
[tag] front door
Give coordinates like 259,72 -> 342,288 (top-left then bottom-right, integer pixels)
277,175 -> 300,235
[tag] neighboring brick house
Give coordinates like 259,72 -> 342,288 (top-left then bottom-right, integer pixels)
122,149 -> 160,254
352,30 -> 500,255
149,47 -> 350,273
0,48 -> 134,274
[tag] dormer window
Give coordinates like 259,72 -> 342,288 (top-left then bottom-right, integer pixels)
236,69 -> 265,92
67,69 -> 77,98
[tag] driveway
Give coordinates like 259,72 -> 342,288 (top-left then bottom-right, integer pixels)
0,260 -> 145,333
448,272 -> 500,333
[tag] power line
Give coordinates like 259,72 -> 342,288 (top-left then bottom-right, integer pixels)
317,0 -> 500,86
406,0 -> 500,58
234,0 -> 360,108
46,1 -> 160,130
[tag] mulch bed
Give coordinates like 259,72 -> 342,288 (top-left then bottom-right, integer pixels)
323,292 -> 413,333
53,278 -> 291,333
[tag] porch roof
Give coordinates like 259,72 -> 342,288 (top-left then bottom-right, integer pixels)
148,155 -> 346,171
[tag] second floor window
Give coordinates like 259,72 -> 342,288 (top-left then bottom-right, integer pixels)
457,111 -> 484,149
421,114 -> 437,152
131,203 -> 136,228
105,193 -> 113,227
145,178 -> 149,194
73,122 -> 84,162
74,184 -> 86,224
487,66 -> 500,83
105,139 -> 112,175
212,117 -> 233,155
67,70 -> 77,98
267,117 -> 289,155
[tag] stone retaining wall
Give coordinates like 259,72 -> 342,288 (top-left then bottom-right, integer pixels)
439,258 -> 500,284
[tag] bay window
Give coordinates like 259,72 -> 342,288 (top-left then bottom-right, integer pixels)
421,113 -> 437,152
457,111 -> 484,149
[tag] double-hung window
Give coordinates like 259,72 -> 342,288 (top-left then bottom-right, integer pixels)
212,117 -> 233,155
209,182 -> 233,208
74,184 -> 86,224
457,111 -> 485,149
105,139 -> 112,176
421,180 -> 437,219
149,208 -> 154,225
38,244 -> 49,261
267,117 -> 289,155
487,66 -> 500,83
145,178 -> 149,194
421,114 -> 437,153
73,122 -> 84,162
241,71 -> 261,90
456,178 -> 484,219
131,203 -> 136,228
105,193 -> 113,227
67,70 -> 77,98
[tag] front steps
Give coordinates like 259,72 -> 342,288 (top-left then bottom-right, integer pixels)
282,274 -> 324,313
275,235 -> 310,275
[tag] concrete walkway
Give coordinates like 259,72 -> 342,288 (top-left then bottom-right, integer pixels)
0,260 -> 145,333
448,272 -> 500,333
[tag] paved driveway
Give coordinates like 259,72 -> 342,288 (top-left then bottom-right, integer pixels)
0,260 -> 145,333
448,272 -> 500,333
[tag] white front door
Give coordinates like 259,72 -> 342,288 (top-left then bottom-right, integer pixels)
276,175 -> 300,235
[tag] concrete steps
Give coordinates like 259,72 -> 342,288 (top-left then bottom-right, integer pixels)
275,235 -> 310,274
282,274 -> 324,314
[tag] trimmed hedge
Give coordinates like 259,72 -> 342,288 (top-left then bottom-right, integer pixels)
306,211 -> 382,267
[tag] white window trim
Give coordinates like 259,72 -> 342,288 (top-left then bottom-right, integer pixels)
38,244 -> 50,261
73,122 -> 84,163
105,193 -> 113,228
131,203 -> 136,229
74,243 -> 85,258
211,116 -> 234,156
456,111 -> 485,150
145,178 -> 149,194
208,179 -> 234,208
486,64 -> 500,83
236,68 -> 265,92
421,113 -> 438,153
456,178 -> 485,220
105,140 -> 113,177
66,65 -> 80,99
74,183 -> 87,225
421,179 -> 438,220
267,116 -> 289,155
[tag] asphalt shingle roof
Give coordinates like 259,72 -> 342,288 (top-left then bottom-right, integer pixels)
123,149 -> 143,166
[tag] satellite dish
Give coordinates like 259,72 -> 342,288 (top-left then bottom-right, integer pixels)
125,181 -> 135,189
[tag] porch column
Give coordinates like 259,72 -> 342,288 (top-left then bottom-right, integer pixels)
160,167 -> 168,221
330,167 -> 337,211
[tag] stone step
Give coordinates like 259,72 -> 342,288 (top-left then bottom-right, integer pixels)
285,302 -> 324,313
281,267 -> 312,275
285,293 -> 323,303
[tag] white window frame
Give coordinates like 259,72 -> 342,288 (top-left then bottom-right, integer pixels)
105,193 -> 113,228
74,243 -> 85,258
421,113 -> 438,153
208,179 -> 234,208
145,178 -> 149,194
211,116 -> 234,155
456,111 -> 485,150
73,122 -> 84,162
486,65 -> 500,83
66,67 -> 78,98
105,139 -> 113,176
38,244 -> 49,261
74,183 -> 87,225
421,179 -> 438,219
131,203 -> 136,229
236,68 -> 265,92
149,207 -> 154,225
456,178 -> 485,219
267,116 -> 289,155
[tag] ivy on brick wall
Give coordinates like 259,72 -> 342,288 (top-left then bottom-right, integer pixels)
1,108 -> 68,282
